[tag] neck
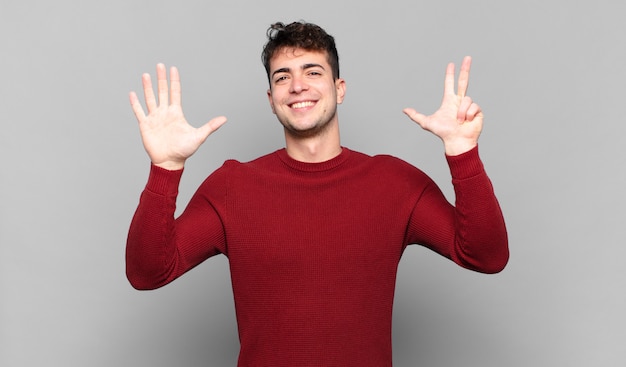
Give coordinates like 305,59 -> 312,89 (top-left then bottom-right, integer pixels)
284,122 -> 342,163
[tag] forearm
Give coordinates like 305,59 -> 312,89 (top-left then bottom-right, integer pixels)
126,165 -> 185,290
409,146 -> 508,273
126,164 -> 227,289
446,146 -> 509,273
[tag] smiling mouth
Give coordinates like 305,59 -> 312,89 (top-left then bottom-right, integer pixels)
290,101 -> 315,109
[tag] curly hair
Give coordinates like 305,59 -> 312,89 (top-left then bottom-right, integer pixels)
261,21 -> 340,82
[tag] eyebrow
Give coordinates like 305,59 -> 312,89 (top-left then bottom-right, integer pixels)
271,63 -> 326,79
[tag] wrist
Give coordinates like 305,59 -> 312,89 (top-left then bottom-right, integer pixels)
152,160 -> 185,171
147,163 -> 184,195
443,138 -> 477,156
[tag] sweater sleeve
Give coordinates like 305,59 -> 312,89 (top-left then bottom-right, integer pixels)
407,146 -> 509,273
126,164 -> 226,290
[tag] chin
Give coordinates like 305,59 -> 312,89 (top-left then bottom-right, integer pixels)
284,122 -> 328,138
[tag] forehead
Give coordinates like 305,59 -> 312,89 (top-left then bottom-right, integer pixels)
269,47 -> 330,71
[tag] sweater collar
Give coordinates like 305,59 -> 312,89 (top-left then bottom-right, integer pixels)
276,147 -> 350,172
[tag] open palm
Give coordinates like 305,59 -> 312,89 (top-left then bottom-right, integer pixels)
129,64 -> 227,170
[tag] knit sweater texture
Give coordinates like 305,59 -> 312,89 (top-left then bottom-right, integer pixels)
126,146 -> 508,366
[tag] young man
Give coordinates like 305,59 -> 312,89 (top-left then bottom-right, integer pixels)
127,21 -> 508,366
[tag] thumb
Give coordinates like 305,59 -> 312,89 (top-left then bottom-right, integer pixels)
403,108 -> 427,127
197,116 -> 228,142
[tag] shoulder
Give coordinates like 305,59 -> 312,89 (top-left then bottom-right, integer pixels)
214,150 -> 282,172
201,150 -> 284,185
350,148 -> 425,173
344,148 -> 433,185
194,151 -> 283,198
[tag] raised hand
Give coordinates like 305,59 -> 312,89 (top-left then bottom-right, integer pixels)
129,63 -> 227,170
403,56 -> 483,156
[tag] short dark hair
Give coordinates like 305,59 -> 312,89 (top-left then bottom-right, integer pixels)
262,21 -> 340,82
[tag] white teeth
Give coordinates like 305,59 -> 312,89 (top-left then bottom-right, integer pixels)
291,101 -> 315,109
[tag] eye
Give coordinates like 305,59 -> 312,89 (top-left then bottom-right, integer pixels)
274,75 -> 289,84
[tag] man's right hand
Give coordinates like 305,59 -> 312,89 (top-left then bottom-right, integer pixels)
129,63 -> 227,170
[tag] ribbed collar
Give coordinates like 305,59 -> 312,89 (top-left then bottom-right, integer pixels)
276,147 -> 351,173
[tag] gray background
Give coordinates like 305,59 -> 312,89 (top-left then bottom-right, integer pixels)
1,0 -> 624,366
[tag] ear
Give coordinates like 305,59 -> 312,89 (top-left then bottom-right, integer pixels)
335,78 -> 346,104
267,88 -> 276,114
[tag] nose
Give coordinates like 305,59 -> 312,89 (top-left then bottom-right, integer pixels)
289,75 -> 308,94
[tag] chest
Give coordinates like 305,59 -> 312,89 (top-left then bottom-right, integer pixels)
222,177 -> 411,270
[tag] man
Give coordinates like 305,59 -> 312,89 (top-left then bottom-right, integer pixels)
127,21 -> 508,366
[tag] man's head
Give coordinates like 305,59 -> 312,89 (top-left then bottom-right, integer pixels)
262,21 -> 340,83
262,21 -> 346,143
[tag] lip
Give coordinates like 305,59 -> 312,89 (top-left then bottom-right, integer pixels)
288,100 -> 317,110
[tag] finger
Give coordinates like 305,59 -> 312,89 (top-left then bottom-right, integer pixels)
170,66 -> 182,106
129,91 -> 147,122
156,63 -> 169,107
443,62 -> 456,97
457,96 -> 473,122
457,56 -> 472,98
197,116 -> 228,142
466,102 -> 482,122
403,108 -> 427,127
142,73 -> 157,113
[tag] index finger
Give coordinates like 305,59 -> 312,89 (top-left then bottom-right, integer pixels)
457,56 -> 472,98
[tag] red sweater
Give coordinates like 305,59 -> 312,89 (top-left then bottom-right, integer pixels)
126,146 -> 508,366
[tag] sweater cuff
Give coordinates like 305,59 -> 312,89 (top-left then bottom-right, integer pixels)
445,145 -> 485,180
145,164 -> 184,196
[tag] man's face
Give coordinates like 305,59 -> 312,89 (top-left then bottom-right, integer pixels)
267,48 -> 345,138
